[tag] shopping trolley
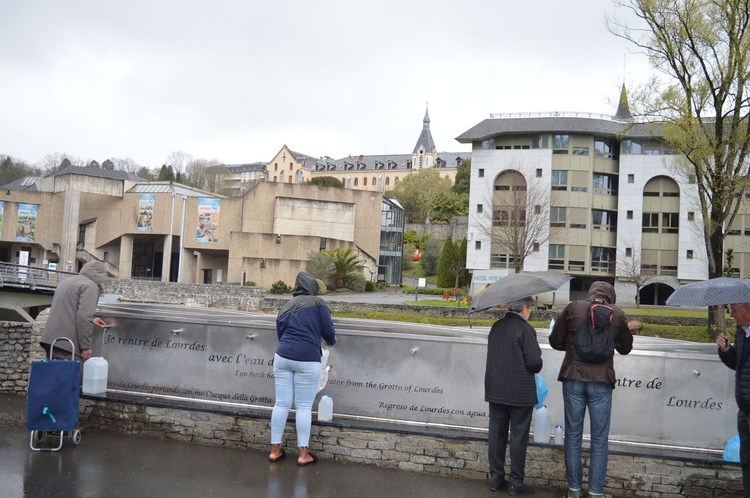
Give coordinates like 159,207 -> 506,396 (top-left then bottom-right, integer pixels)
27,337 -> 82,451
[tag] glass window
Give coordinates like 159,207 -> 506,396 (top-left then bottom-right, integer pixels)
592,210 -> 617,231
550,206 -> 567,226
628,174 -> 634,183
591,246 -> 614,272
536,168 -> 542,178
642,213 -> 659,233
549,244 -> 565,259
491,253 -> 515,269
552,134 -> 569,153
475,241 -> 481,250
627,210 -> 633,220
622,139 -> 642,154
595,138 -> 611,155
532,134 -> 548,149
688,212 -> 695,221
625,247 -> 632,257
553,134 -> 569,148
687,250 -> 694,259
593,173 -> 618,195
572,146 -> 589,155
663,213 -> 679,233
533,242 -> 540,252
478,169 -> 484,178
482,139 -> 494,150
551,170 -> 568,190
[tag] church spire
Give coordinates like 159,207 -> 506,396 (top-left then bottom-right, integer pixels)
615,83 -> 633,121
413,104 -> 436,154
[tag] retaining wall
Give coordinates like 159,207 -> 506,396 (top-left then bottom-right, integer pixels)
78,398 -> 743,497
8,281 -> 740,496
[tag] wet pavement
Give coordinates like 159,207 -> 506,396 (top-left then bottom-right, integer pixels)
1,393 -> 565,498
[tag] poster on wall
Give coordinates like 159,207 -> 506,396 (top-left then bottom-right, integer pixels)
137,194 -> 154,232
196,198 -> 220,243
16,203 -> 37,242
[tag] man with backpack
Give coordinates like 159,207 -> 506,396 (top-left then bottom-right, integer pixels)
549,281 -> 632,498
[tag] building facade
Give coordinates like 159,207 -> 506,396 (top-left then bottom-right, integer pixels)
0,168 -> 391,289
221,108 -> 467,195
458,88 -> 718,305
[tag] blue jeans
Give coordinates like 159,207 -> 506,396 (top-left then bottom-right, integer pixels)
270,354 -> 320,448
562,379 -> 612,494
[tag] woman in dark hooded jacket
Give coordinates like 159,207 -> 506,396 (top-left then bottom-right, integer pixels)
268,272 -> 336,466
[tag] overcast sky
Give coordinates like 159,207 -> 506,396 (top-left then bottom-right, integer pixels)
0,0 -> 654,169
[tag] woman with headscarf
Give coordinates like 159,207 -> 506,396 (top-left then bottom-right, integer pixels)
268,272 -> 336,466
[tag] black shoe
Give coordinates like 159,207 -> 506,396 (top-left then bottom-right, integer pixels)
508,483 -> 536,496
490,478 -> 507,492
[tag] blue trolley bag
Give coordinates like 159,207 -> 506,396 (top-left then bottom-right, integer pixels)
26,338 -> 81,432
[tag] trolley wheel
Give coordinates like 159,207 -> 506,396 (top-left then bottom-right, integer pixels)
71,430 -> 81,446
33,430 -> 45,443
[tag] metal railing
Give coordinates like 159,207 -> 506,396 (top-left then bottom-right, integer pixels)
0,262 -> 76,291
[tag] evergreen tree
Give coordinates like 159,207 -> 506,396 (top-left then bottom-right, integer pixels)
436,237 -> 456,288
451,159 -> 471,195
158,165 -> 176,182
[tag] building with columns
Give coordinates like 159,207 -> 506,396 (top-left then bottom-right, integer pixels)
0,169 -> 388,288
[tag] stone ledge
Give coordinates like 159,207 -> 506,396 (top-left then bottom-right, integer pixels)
77,395 -> 743,497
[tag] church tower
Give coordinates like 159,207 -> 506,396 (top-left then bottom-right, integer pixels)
412,106 -> 438,170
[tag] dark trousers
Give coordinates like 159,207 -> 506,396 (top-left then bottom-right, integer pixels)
739,410 -> 750,497
488,402 -> 534,487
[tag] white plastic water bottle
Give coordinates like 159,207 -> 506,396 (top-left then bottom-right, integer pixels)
318,395 -> 333,422
82,357 -> 109,395
554,425 -> 564,445
549,317 -> 556,331
533,405 -> 551,443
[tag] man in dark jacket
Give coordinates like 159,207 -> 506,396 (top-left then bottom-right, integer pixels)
718,302 -> 750,497
548,281 -> 632,498
484,296 -> 542,496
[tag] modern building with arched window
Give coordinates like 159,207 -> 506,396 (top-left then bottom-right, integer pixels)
458,86 -> 726,305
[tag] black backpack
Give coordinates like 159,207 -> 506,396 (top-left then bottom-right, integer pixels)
574,302 -> 615,363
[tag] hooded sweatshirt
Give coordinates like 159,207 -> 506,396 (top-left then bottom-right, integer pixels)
275,272 -> 336,362
40,260 -> 108,356
548,281 -> 633,387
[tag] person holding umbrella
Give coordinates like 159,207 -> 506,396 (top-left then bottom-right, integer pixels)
717,302 -> 750,496
484,296 -> 542,495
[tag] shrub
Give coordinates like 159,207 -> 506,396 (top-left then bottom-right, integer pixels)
400,285 -> 454,296
316,279 -> 328,295
343,272 -> 367,292
365,281 -> 375,292
244,281 -> 256,287
270,280 -> 292,294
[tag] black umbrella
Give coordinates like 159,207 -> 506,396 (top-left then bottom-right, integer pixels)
665,277 -> 750,307
470,270 -> 572,312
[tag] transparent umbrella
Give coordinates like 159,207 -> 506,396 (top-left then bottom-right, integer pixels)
665,277 -> 750,307
470,270 -> 572,312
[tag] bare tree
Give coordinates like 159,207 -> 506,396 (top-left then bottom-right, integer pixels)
165,151 -> 193,177
617,242 -> 657,308
108,157 -> 143,174
185,158 -> 223,191
474,164 -> 562,273
37,153 -> 80,173
607,0 -> 750,335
